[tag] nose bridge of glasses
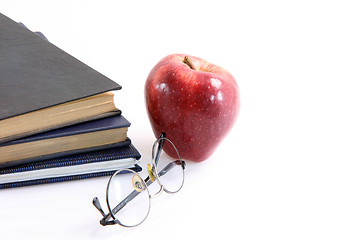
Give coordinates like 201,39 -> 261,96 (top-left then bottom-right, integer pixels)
150,185 -> 164,199
146,163 -> 165,197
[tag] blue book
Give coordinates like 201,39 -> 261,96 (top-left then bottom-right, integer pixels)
0,143 -> 141,189
0,115 -> 131,168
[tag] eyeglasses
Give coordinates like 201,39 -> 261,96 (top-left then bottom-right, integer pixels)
92,133 -> 186,227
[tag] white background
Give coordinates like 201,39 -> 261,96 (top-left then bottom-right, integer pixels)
1,1 -> 360,239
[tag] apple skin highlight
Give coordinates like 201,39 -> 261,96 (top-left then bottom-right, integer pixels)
145,54 -> 240,162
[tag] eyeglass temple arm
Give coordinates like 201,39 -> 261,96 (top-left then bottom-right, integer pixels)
93,197 -> 119,225
157,160 -> 185,178
93,188 -> 141,226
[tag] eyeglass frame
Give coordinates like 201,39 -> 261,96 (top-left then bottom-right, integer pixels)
92,133 -> 186,227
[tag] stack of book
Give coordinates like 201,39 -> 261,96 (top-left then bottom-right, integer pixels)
0,13 -> 141,189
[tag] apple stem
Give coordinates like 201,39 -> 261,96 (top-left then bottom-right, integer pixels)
183,56 -> 196,70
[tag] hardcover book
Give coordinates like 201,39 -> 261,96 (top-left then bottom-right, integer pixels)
0,143 -> 142,189
0,12 -> 122,143
0,114 -> 131,167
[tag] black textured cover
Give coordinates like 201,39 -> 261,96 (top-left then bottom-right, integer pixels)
0,12 -> 121,121
0,144 -> 142,189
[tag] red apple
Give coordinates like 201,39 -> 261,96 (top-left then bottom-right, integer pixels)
145,54 -> 240,162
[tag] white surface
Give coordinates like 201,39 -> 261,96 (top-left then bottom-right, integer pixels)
1,1 -> 360,239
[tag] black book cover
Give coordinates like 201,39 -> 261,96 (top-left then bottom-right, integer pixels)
0,12 -> 121,121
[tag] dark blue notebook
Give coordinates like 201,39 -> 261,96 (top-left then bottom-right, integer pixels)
0,143 -> 142,189
0,115 -> 131,168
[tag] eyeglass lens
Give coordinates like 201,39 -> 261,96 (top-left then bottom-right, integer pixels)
152,139 -> 184,193
107,169 -> 150,227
